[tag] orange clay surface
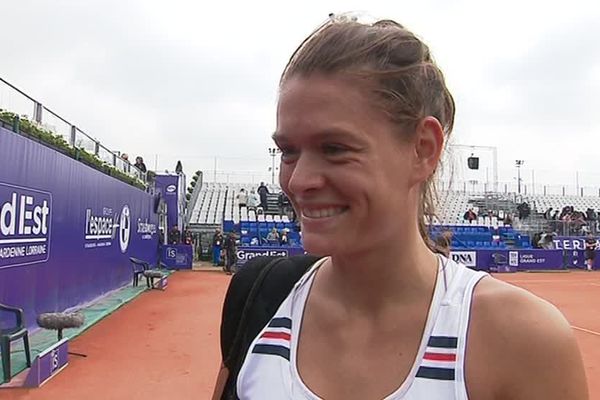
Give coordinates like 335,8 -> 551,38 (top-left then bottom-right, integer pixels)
2,269 -> 598,399
3,269 -> 230,400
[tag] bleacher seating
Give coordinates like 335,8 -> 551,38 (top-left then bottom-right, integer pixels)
429,224 -> 530,249
188,182 -> 282,226
186,181 -> 600,249
238,219 -> 301,247
526,194 -> 600,214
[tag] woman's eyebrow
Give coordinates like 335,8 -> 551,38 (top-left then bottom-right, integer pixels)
272,128 -> 367,145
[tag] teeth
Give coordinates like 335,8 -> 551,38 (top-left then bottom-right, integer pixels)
303,207 -> 345,219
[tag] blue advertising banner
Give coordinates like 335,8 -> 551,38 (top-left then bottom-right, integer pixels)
0,126 -> 159,330
235,246 -> 305,268
161,244 -> 193,269
450,249 -> 568,271
154,174 -> 184,231
552,236 -> 600,250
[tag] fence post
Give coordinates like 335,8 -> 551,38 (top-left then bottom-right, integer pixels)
94,141 -> 100,156
562,186 -> 565,196
70,125 -> 76,146
33,102 -> 43,123
12,115 -> 20,133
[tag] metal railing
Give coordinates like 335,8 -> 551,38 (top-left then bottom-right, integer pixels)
0,77 -> 147,185
436,179 -> 600,198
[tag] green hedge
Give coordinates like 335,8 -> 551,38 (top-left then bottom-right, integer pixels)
0,110 -> 146,190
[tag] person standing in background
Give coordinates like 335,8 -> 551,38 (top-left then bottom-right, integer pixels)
223,232 -> 237,275
212,229 -> 223,266
584,233 -> 597,271
168,224 -> 180,244
257,182 -> 269,211
247,189 -> 260,218
134,156 -> 147,173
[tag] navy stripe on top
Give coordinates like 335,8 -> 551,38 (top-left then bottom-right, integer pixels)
416,366 -> 455,381
252,344 -> 290,361
268,317 -> 292,329
427,336 -> 458,349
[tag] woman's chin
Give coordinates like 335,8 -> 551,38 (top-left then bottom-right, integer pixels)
301,235 -> 337,257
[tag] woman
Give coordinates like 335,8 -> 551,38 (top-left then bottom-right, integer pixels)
584,233 -> 596,272
214,16 -> 587,399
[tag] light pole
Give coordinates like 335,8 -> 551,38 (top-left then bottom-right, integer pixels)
515,160 -> 524,194
268,148 -> 280,185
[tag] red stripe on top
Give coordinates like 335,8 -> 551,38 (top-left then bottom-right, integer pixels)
423,352 -> 456,362
260,331 -> 291,341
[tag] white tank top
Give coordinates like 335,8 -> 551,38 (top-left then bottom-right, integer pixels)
237,256 -> 488,399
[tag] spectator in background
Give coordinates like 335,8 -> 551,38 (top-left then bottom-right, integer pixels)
134,156 -> 147,173
237,189 -> 248,213
280,229 -> 289,246
121,153 -> 130,173
175,160 -> 183,174
538,231 -> 556,250
223,232 -> 237,275
168,224 -> 181,244
212,229 -> 224,266
517,202 -> 530,220
503,213 -> 513,226
193,232 -> 203,261
257,182 -> 270,210
585,233 -> 597,272
463,208 -> 477,222
183,227 -> 193,245
247,189 -> 260,218
543,207 -> 553,220
267,227 -> 280,243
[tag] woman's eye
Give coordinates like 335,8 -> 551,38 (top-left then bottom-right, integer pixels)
322,144 -> 348,155
279,148 -> 299,162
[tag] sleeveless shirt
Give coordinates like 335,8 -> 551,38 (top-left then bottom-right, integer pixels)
237,256 -> 487,399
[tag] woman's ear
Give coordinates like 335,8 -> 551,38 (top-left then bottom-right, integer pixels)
411,116 -> 444,184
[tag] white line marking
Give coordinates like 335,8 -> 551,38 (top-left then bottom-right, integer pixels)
572,326 -> 600,337
0,238 -> 47,244
84,235 -> 112,240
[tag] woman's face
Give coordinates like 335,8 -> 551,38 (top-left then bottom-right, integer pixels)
275,75 -> 427,256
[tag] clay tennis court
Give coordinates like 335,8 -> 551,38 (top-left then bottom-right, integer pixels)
3,268 -> 598,399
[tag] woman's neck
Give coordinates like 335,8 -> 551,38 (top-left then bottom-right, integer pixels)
319,234 -> 439,316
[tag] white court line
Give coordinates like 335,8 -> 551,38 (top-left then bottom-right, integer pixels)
571,326 -> 600,337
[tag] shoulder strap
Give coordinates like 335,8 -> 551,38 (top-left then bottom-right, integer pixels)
219,254 -> 319,399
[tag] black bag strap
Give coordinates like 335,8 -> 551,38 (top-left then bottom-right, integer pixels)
219,254 -> 319,399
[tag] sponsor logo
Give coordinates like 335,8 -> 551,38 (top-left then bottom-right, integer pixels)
552,237 -> 599,250
119,205 -> 131,253
84,205 -> 130,252
166,185 -> 177,193
450,251 -> 477,267
509,251 -> 519,267
0,183 -> 52,269
166,247 -> 176,259
50,348 -> 60,373
137,218 -> 157,240
237,249 -> 289,264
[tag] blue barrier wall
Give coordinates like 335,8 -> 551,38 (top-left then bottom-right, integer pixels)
0,126 -> 159,330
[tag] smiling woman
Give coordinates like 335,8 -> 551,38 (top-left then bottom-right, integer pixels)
213,14 -> 588,400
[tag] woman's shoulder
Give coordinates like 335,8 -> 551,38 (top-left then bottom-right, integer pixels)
466,276 -> 588,399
